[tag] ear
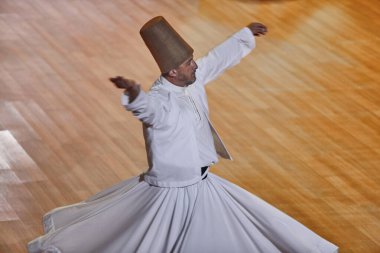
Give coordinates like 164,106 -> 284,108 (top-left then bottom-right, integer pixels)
168,69 -> 177,77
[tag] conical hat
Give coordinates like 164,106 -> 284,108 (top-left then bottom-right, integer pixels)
140,16 -> 194,73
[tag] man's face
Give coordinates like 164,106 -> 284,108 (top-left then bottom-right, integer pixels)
175,56 -> 198,86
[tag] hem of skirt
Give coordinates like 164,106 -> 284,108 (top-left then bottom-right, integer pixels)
41,201 -> 87,234
28,237 -> 62,253
42,212 -> 55,234
144,175 -> 203,187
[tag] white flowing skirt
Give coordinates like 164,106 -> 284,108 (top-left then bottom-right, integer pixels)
28,173 -> 338,253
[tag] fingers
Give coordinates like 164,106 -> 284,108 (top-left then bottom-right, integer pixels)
257,24 -> 268,35
109,76 -> 125,89
247,22 -> 268,36
109,76 -> 138,89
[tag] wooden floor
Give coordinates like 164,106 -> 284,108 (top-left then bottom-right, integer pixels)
1,0 -> 380,252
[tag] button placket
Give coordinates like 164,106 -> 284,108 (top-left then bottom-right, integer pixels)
185,89 -> 201,122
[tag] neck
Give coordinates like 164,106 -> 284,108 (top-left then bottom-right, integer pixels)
163,75 -> 188,87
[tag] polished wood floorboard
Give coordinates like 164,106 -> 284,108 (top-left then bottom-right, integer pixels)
1,0 -> 380,252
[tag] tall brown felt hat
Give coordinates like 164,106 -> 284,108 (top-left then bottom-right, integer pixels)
140,16 -> 194,73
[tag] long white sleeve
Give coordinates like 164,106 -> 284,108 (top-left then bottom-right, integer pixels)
121,89 -> 179,129
196,27 -> 255,85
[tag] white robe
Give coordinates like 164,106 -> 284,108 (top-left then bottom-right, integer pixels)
122,27 -> 256,187
28,28 -> 339,253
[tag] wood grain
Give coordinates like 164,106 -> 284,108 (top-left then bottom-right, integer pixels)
1,0 -> 379,252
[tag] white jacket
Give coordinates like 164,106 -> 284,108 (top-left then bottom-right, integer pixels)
123,27 -> 255,187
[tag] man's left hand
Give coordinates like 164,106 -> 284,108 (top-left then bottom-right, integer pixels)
247,23 -> 267,36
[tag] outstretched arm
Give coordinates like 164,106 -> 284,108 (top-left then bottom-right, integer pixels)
196,22 -> 267,85
110,76 -> 141,103
110,76 -> 179,128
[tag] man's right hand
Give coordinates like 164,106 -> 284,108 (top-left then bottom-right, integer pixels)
110,76 -> 141,103
247,23 -> 267,37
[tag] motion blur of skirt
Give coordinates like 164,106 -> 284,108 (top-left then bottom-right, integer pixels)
28,173 -> 338,253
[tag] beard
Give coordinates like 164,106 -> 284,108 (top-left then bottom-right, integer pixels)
178,71 -> 196,86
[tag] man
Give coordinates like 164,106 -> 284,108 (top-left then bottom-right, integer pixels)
106,16 -> 338,252
29,16 -> 338,253
110,17 -> 267,187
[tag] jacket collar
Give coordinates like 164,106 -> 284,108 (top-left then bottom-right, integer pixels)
156,76 -> 189,94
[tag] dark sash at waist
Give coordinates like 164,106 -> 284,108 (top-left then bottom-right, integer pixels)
201,166 -> 208,180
